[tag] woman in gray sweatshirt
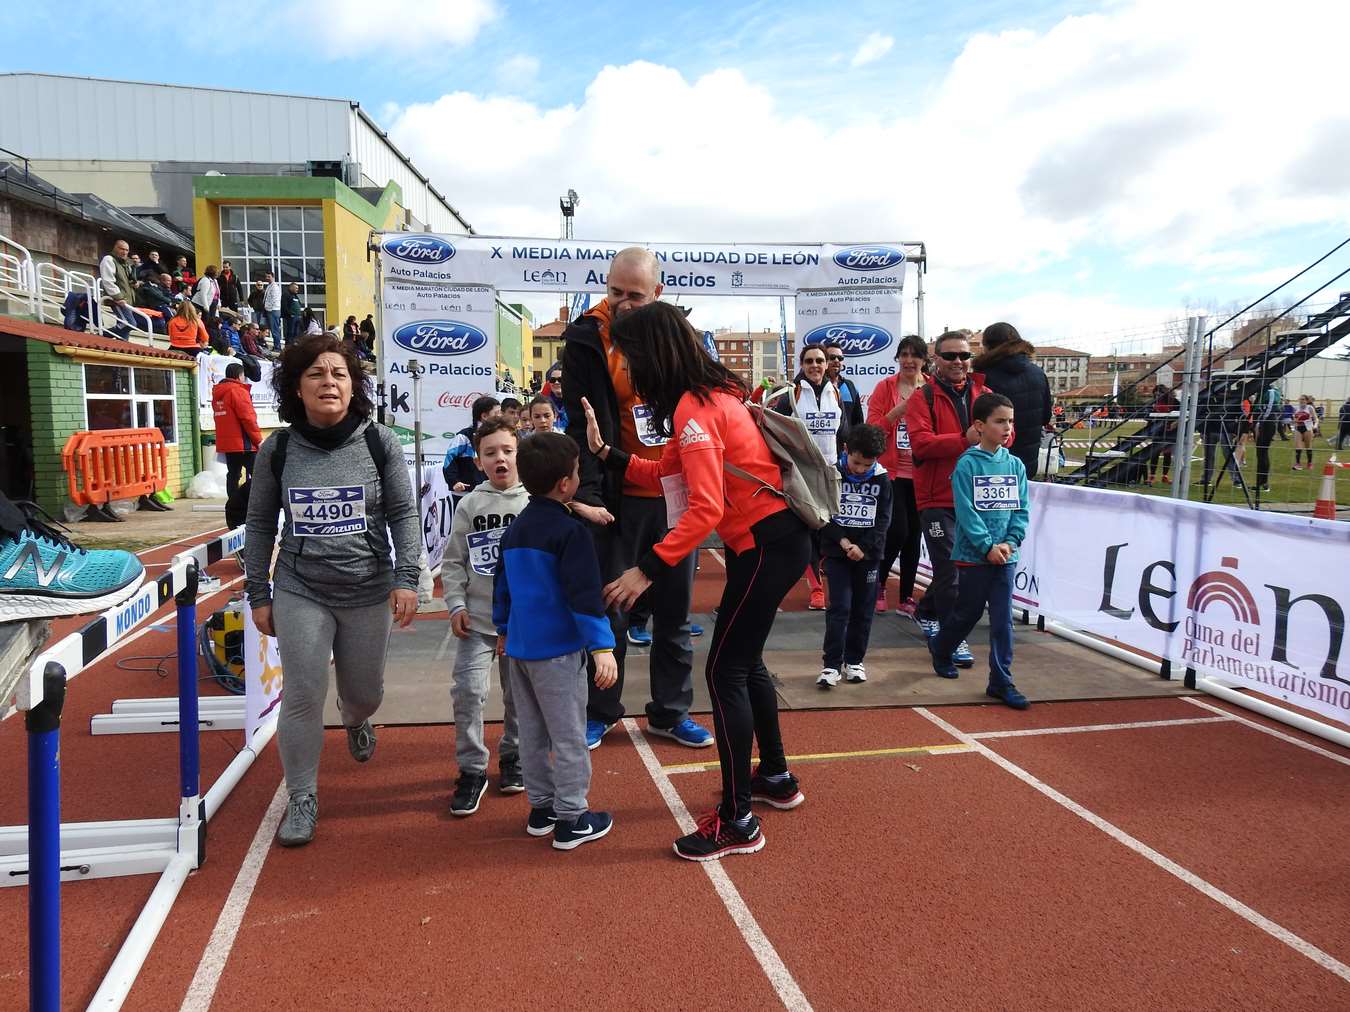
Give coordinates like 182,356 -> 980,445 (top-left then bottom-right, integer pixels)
243,334 -> 421,847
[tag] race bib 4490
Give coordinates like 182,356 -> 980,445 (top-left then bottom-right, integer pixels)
972,475 -> 1019,511
290,486 -> 368,536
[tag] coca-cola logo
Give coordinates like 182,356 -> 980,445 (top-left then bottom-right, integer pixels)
437,390 -> 488,409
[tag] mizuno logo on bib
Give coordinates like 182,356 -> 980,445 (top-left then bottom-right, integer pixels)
290,486 -> 368,536
972,475 -> 1019,511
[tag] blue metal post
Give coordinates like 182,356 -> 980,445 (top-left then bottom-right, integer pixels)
27,663 -> 67,1012
176,560 -> 200,800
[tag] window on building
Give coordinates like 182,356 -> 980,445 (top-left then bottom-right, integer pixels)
83,364 -> 178,444
220,205 -> 326,322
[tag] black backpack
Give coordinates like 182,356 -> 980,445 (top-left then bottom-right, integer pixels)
270,423 -> 388,484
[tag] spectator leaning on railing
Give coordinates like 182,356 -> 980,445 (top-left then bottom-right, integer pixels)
136,271 -> 176,335
98,239 -> 140,339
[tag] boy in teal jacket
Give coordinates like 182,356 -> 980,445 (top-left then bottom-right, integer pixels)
928,393 -> 1031,709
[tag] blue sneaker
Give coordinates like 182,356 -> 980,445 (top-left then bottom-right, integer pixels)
626,625 -> 652,646
647,717 -> 714,748
585,719 -> 617,750
690,623 -> 704,637
0,501 -> 145,620
552,810 -> 613,851
952,641 -> 975,668
914,616 -> 940,640
987,682 -> 1030,710
927,639 -> 959,679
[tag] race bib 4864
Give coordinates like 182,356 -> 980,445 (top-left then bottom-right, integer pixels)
972,475 -> 1019,511
289,486 -> 368,536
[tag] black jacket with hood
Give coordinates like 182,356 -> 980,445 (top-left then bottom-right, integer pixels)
973,339 -> 1052,471
561,307 -> 626,519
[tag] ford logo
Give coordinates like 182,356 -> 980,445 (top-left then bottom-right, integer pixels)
313,489 -> 339,500
804,323 -> 893,357
832,245 -> 906,272
392,320 -> 488,356
382,234 -> 456,264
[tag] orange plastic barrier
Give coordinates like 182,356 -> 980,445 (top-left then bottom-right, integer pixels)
62,428 -> 169,506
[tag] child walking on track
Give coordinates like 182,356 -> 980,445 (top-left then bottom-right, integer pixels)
494,432 -> 618,850
928,393 -> 1032,710
442,418 -> 526,816
818,424 -> 892,688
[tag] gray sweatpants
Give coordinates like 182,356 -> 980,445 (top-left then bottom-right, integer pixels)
272,588 -> 392,798
451,631 -> 520,775
506,652 -> 591,821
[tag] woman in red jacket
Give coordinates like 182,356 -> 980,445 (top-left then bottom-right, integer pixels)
582,301 -> 809,862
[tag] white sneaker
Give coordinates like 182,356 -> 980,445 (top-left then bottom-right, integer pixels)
843,663 -> 867,683
816,667 -> 841,689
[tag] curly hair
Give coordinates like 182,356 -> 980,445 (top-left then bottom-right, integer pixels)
271,333 -> 374,424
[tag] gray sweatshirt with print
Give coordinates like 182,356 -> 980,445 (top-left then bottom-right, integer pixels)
243,419 -> 420,608
441,481 -> 528,636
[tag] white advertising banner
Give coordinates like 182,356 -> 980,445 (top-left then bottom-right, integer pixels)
376,234 -> 911,297
380,281 -> 498,465
196,353 -> 280,432
794,288 -> 905,411
1000,484 -> 1350,726
243,605 -> 283,742
413,460 -> 454,568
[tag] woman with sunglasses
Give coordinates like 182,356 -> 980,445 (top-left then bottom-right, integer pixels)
582,301 -> 809,861
866,334 -> 928,616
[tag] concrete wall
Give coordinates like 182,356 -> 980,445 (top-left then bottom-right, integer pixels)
0,194 -> 103,273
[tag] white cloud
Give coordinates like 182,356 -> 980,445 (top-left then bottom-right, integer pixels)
850,31 -> 894,68
499,54 -> 540,84
293,0 -> 497,57
388,0 -> 1350,340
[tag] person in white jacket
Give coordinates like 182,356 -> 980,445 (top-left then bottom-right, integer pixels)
192,265 -> 220,320
262,272 -> 283,351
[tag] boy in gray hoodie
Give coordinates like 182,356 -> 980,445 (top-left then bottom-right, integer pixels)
442,418 -> 529,814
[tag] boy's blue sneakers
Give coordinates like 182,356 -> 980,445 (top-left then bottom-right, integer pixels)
526,806 -> 558,837
952,641 -> 975,668
690,623 -> 704,637
585,719 -> 617,750
927,639 -> 959,679
914,616 -> 941,640
0,502 -> 145,620
647,717 -> 713,748
987,682 -> 1030,710
626,624 -> 652,646
552,810 -> 613,850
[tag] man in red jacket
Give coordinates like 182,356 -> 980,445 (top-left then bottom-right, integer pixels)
906,331 -> 996,667
212,362 -> 264,500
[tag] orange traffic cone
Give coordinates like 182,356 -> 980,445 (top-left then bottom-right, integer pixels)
1313,457 -> 1338,520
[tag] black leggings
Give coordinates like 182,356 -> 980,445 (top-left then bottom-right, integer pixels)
878,477 -> 921,602
705,513 -> 809,820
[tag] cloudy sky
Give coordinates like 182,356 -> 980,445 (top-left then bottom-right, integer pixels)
6,0 -> 1349,351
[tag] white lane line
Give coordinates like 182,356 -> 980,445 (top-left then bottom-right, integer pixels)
706,549 -> 727,568
623,718 -> 813,1012
180,781 -> 288,1011
915,707 -> 1350,984
138,527 -> 229,559
1181,696 -> 1350,768
970,716 -> 1235,740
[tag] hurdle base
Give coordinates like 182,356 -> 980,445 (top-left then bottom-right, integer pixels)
91,713 -> 245,735
0,842 -> 175,887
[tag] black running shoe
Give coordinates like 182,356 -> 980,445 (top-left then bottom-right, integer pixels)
526,806 -> 558,837
674,811 -> 765,862
499,757 -> 525,794
749,768 -> 804,810
449,772 -> 488,816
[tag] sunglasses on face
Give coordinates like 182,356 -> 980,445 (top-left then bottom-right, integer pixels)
549,375 -> 562,383
939,351 -> 972,362
826,355 -> 844,363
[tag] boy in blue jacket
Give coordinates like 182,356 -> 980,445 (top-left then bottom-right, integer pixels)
494,432 -> 618,849
928,393 -> 1031,709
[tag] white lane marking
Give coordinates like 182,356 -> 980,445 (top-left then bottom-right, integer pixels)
1181,696 -> 1350,768
138,527 -> 228,559
179,781 -> 288,1011
915,707 -> 1350,984
707,549 -> 726,568
970,716 -> 1235,740
433,627 -> 455,663
623,718 -> 813,1012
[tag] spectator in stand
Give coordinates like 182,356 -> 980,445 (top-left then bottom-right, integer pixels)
282,283 -> 304,344
98,239 -> 140,339
906,330 -> 1000,669
137,250 -> 164,284
360,313 -> 377,349
248,279 -> 267,328
168,301 -> 210,355
193,265 -> 221,323
300,307 -> 323,337
239,322 -> 265,359
342,315 -> 361,345
128,254 -> 144,292
136,271 -> 175,335
263,272 -> 283,350
213,361 -> 264,501
173,255 -> 195,295
972,322 -> 1052,478
218,261 -> 244,310
823,341 -> 864,429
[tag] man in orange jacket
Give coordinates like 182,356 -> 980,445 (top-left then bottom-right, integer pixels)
212,362 -> 264,500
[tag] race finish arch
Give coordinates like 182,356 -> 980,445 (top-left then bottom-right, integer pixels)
369,232 -> 928,467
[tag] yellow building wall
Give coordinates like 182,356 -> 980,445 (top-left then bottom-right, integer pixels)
325,198 -> 403,328
192,198 -> 222,269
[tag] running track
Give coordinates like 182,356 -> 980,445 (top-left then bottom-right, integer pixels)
2,532 -> 1349,1009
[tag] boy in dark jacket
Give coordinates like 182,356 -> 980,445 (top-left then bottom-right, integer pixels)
929,394 -> 1030,709
818,424 -> 892,688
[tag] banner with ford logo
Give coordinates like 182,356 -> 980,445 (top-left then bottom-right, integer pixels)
377,234 -> 912,296
794,289 -> 904,409
380,281 -> 498,464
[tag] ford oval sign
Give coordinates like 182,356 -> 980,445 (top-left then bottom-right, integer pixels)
832,245 -> 906,272
804,323 -> 893,357
382,234 -> 456,265
392,321 -> 488,356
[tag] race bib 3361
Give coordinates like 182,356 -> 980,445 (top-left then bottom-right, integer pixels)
972,475 -> 1019,511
